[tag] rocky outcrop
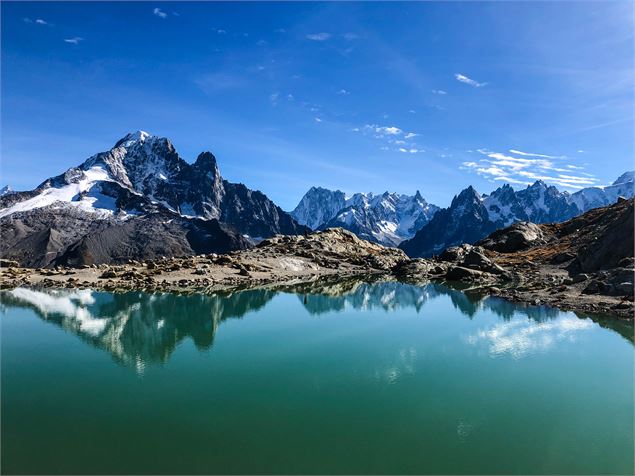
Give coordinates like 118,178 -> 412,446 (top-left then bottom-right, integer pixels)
475,222 -> 545,253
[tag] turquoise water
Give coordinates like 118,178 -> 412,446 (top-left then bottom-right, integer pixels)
1,281 -> 633,474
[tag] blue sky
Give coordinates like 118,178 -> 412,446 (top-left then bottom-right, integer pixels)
2,1 -> 633,209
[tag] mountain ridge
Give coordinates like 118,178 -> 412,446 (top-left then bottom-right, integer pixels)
400,173 -> 635,257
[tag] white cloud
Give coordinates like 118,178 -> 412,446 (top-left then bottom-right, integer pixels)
314,117 -> 323,123
398,148 -> 422,154
343,32 -> 359,40
24,18 -> 49,25
509,149 -> 566,159
337,89 -> 350,95
431,89 -> 447,95
306,32 -> 331,41
463,147 -> 599,190
214,28 -> 227,34
477,166 -> 507,177
455,73 -> 487,88
363,124 -> 402,136
404,132 -> 419,139
269,92 -> 280,106
64,37 -> 83,45
153,8 -> 167,18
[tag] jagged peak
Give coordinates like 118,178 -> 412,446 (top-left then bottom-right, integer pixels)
113,130 -> 166,149
194,151 -> 219,172
528,179 -> 547,189
451,185 -> 481,206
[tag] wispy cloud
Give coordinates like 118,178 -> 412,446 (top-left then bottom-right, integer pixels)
356,124 -> 424,154
306,32 -> 331,41
431,89 -> 447,95
314,117 -> 323,123
342,32 -> 359,40
364,125 -> 402,136
509,149 -> 566,159
153,8 -> 167,19
269,92 -> 280,106
461,148 -> 597,189
24,18 -> 50,25
64,37 -> 83,45
213,28 -> 226,34
337,89 -> 350,95
455,73 -> 487,88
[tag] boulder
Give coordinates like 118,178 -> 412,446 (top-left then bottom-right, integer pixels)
445,265 -> 485,281
476,221 -> 545,253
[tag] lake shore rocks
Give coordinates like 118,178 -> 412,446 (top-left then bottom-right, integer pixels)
1,200 -> 633,319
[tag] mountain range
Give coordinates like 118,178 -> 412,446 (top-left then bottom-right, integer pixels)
0,131 -> 306,266
291,188 -> 439,246
1,130 -> 632,265
400,173 -> 634,257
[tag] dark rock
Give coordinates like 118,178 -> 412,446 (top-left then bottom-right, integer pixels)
445,265 -> 485,280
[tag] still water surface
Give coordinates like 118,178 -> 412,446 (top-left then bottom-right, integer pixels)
1,281 -> 633,474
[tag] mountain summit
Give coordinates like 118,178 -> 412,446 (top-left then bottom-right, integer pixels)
0,131 -> 306,266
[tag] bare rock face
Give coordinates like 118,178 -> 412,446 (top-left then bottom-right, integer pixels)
476,222 -> 545,253
570,199 -> 634,273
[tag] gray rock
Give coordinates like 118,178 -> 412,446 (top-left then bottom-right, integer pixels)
476,221 -> 545,253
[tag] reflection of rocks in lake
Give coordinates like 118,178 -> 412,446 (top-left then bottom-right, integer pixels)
1,287 -> 276,369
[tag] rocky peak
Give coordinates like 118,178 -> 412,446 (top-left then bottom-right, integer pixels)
194,152 -> 221,177
452,186 -> 481,208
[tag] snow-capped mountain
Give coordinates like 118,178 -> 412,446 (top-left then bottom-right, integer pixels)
569,172 -> 635,213
0,185 -> 13,197
291,188 -> 439,246
291,187 -> 347,231
400,172 -> 635,257
0,131 -> 306,266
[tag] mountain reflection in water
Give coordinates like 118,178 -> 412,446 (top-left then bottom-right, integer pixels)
1,280 -> 631,370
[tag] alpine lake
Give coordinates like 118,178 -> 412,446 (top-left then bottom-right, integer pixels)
1,280 -> 633,474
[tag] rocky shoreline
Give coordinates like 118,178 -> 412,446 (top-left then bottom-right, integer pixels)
1,209 -> 633,320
